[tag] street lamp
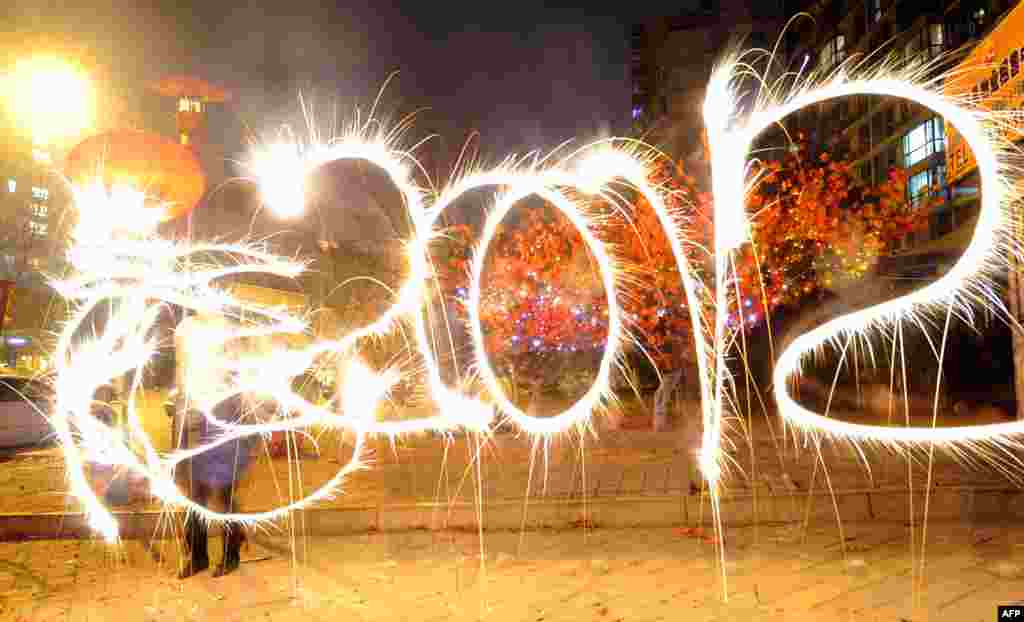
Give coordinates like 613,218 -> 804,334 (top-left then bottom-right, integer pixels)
2,54 -> 95,148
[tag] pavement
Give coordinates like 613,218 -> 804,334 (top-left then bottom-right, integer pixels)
3,390 -> 1024,620
1,390 -> 1021,540
2,522 -> 1024,621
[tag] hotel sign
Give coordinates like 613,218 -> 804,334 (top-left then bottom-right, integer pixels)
945,1 -> 1024,183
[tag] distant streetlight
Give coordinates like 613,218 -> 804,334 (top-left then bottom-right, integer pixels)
3,55 -> 95,147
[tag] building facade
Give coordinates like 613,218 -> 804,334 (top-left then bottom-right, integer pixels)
780,0 -> 1018,276
0,140 -> 72,371
944,0 -> 1024,209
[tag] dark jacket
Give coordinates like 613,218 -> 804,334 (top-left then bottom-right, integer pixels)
191,393 -> 256,488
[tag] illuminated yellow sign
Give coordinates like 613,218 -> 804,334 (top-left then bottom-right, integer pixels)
945,1 -> 1024,183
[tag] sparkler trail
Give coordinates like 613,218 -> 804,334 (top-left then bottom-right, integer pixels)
248,131 -> 721,440
722,64 -> 1021,445
51,135 -> 723,541
49,49 -> 1021,576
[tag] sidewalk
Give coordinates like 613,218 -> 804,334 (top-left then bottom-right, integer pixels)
0,391 -> 1018,537
2,523 -> 1023,621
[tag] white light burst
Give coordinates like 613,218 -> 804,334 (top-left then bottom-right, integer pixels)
49,49 -> 1020,551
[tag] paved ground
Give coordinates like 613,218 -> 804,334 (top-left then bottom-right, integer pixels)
0,390 -> 1014,519
2,522 -> 1023,621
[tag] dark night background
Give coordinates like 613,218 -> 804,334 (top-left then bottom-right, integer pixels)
2,1 -> 695,172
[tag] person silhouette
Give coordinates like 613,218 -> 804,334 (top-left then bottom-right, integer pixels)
179,390 -> 255,579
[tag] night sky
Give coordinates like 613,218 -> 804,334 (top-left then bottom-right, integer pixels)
3,1 -> 672,170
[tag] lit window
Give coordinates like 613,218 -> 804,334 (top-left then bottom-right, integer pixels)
927,24 -> 944,58
30,204 -> 47,219
179,97 -> 190,112
180,132 -> 189,146
902,117 -> 945,167
908,164 -> 946,206
31,187 -> 48,201
6,179 -> 14,194
192,100 -> 202,113
818,35 -> 845,71
872,0 -> 882,22
28,221 -> 47,238
632,106 -> 643,121
908,172 -> 928,205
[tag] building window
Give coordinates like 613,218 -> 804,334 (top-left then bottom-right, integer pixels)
903,117 -> 945,167
819,35 -> 845,71
927,23 -> 944,58
6,179 -> 14,194
31,187 -> 48,201
872,0 -> 882,23
632,105 -> 643,121
1012,50 -> 1020,78
28,221 -> 47,239
972,7 -> 986,28
178,97 -> 203,113
30,204 -> 47,219
908,164 -> 945,207
908,171 -> 929,205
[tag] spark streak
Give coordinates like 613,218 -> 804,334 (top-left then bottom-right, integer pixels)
49,51 -> 1020,549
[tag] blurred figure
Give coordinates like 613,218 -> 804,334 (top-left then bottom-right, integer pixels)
679,401 -> 704,495
179,391 -> 256,579
88,383 -> 120,504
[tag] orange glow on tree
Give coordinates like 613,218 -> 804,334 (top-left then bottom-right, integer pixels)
434,138 -> 924,382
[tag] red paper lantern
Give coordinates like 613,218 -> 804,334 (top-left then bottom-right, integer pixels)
66,129 -> 206,221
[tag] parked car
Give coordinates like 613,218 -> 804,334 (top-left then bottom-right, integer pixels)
0,375 -> 54,450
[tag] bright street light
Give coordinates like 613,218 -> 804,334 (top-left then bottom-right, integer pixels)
3,54 -> 95,146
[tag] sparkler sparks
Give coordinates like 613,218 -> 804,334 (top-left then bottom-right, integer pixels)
49,49 -> 1020,554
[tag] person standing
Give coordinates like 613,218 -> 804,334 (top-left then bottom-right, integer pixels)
680,401 -> 704,496
179,390 -> 255,579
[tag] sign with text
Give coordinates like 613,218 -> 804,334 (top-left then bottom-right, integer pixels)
945,1 -> 1024,183
999,605 -> 1024,619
